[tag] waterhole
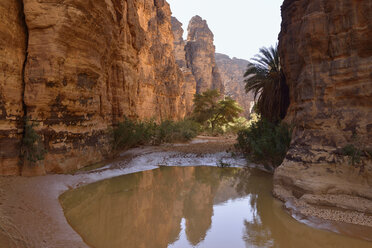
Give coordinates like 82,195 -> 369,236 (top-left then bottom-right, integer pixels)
60,166 -> 372,248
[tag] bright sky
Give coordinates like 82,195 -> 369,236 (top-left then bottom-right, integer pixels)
167,0 -> 283,61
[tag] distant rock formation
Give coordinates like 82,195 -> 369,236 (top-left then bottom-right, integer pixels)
172,16 -> 256,115
215,53 -> 255,117
0,0 -> 186,175
171,17 -> 197,115
184,16 -> 224,95
274,0 -> 372,226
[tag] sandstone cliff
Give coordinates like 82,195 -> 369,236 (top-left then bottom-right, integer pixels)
185,16 -> 224,94
171,17 -> 197,115
0,1 -> 26,175
275,0 -> 372,226
171,15 -> 226,115
0,0 -> 186,175
215,53 -> 255,117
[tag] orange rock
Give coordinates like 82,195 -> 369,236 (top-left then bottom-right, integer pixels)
275,0 -> 372,219
0,0 -> 187,175
215,53 -> 255,117
0,0 -> 26,176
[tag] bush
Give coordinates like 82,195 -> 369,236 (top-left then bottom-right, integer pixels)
22,121 -> 46,163
112,117 -> 199,150
341,144 -> 362,166
235,118 -> 291,170
155,119 -> 199,144
112,117 -> 157,150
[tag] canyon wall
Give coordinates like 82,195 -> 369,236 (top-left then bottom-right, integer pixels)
0,1 -> 26,175
185,16 -> 224,95
171,17 -> 197,115
0,0 -> 186,175
171,15 -> 226,114
275,0 -> 372,224
215,53 -> 255,117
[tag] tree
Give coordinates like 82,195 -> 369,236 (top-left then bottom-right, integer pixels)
210,97 -> 243,132
192,90 -> 243,132
244,44 -> 289,123
192,89 -> 220,125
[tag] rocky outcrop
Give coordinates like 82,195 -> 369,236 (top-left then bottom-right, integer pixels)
0,0 -> 186,175
171,17 -> 196,114
185,16 -> 224,94
0,1 -> 26,175
275,0 -> 372,226
215,53 -> 255,117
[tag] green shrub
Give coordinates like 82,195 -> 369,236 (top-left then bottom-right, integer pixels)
341,144 -> 362,166
22,121 -> 46,163
218,159 -> 231,168
112,117 -> 199,150
155,119 -> 199,144
235,118 -> 291,170
112,117 -> 157,150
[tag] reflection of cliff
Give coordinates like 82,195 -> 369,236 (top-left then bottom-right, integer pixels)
60,167 -> 242,248
240,169 -> 372,248
61,167 -> 371,248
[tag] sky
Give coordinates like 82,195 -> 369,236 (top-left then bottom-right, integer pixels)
167,0 -> 283,61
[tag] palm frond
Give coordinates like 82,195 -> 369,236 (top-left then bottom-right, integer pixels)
243,44 -> 289,122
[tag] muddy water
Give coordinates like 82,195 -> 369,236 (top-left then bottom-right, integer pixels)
60,167 -> 372,248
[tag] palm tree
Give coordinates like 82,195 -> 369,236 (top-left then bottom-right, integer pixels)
244,44 -> 289,123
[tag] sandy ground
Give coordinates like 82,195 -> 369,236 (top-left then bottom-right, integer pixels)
0,136 -> 371,247
0,136 -> 246,248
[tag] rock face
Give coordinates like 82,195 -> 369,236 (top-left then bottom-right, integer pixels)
171,17 -> 197,115
0,1 -> 26,175
185,16 -> 224,94
215,53 -> 255,117
0,0 -> 186,175
275,0 -> 372,225
171,16 -> 227,115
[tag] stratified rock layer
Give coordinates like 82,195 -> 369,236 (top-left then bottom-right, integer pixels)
0,0 -> 186,175
275,0 -> 372,225
215,53 -> 254,117
171,17 -> 196,114
185,16 -> 224,94
0,0 -> 25,175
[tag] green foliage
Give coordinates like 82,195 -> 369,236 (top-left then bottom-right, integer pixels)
112,117 -> 199,150
236,118 -> 291,170
341,144 -> 362,166
112,117 -> 157,150
367,150 -> 372,158
224,117 -> 249,134
155,119 -> 200,144
244,44 -> 289,123
218,159 -> 231,168
192,89 -> 243,133
192,89 -> 221,125
22,121 -> 46,163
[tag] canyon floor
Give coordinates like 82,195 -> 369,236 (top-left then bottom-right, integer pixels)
0,136 -> 371,248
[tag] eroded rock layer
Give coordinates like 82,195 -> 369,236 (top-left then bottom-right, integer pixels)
0,0 -> 26,175
215,53 -> 254,117
185,16 -> 224,94
0,0 -> 186,175
275,0 -> 372,225
171,17 -> 197,114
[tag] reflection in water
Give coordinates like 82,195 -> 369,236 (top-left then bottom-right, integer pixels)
60,167 -> 372,248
